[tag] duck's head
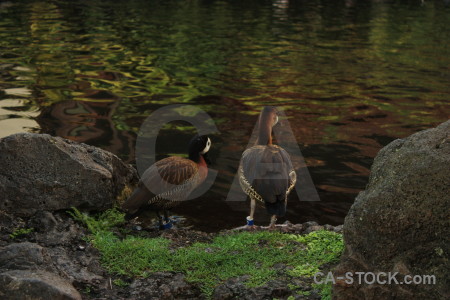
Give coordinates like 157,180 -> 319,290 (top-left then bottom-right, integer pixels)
257,106 -> 279,145
260,106 -> 279,128
188,134 -> 212,163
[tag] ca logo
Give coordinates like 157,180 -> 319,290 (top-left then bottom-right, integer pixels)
135,104 -> 319,203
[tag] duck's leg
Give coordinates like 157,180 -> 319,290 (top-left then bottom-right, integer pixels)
162,209 -> 173,229
156,210 -> 164,229
246,197 -> 257,228
163,209 -> 169,223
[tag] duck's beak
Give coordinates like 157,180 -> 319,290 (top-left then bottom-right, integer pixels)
272,108 -> 286,126
273,115 -> 284,127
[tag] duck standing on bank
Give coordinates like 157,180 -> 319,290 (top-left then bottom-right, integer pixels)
122,135 -> 211,229
239,106 -> 296,228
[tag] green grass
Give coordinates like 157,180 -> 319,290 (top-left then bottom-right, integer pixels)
68,207 -> 125,233
112,279 -> 129,287
9,227 -> 34,239
70,208 -> 343,298
313,282 -> 332,300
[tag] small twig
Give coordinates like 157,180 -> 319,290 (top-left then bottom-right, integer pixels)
109,278 -> 112,290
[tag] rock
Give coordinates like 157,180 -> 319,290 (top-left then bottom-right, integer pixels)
0,133 -> 137,216
0,211 -> 24,246
333,121 -> 450,299
213,276 -> 249,299
0,211 -> 15,228
0,270 -> 82,300
302,221 -> 318,227
291,223 -> 303,232
303,225 -> 324,234
0,236 -> 104,298
332,224 -> 343,233
213,276 -> 292,300
129,272 -> 203,299
0,243 -> 90,299
32,214 -> 84,247
323,224 -> 334,231
29,211 -> 58,232
46,247 -> 104,284
0,242 -> 50,271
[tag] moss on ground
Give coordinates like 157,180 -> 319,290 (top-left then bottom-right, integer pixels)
9,227 -> 34,239
70,208 -> 343,298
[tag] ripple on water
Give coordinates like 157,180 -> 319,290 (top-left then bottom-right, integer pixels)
0,0 -> 449,230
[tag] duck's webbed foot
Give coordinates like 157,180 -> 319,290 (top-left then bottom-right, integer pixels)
246,216 -> 260,230
160,209 -> 175,229
155,210 -> 169,230
159,221 -> 173,230
230,216 -> 260,231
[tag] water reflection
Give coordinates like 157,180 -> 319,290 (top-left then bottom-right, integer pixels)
0,0 -> 449,231
0,98 -> 39,137
35,99 -> 136,160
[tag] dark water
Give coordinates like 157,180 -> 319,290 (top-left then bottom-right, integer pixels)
1,0 -> 449,231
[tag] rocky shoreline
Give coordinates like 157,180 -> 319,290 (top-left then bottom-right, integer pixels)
0,208 -> 342,300
0,119 -> 448,300
0,132 -> 344,300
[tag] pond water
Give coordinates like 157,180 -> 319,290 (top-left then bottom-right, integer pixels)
1,0 -> 449,231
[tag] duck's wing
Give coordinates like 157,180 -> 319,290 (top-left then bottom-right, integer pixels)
239,165 -> 263,203
287,169 -> 296,196
239,145 -> 296,204
147,156 -> 200,186
144,157 -> 202,206
122,157 -> 200,214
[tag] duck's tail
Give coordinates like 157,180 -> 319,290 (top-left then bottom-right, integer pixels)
264,193 -> 286,217
256,177 -> 287,217
122,186 -> 152,220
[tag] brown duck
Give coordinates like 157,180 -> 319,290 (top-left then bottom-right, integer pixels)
122,135 -> 211,229
239,106 -> 296,228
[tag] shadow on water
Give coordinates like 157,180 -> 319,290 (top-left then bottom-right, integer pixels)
0,0 -> 449,231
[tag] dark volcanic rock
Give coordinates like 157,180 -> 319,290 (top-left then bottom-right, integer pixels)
29,211 -> 58,232
213,277 -> 295,300
46,246 -> 104,284
32,213 -> 84,247
0,206 -> 343,300
333,121 -> 450,300
0,242 -> 49,271
0,270 -> 82,300
0,216 -> 101,300
0,133 -> 137,216
129,272 -> 204,299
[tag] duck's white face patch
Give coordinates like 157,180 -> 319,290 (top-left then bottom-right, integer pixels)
201,138 -> 211,154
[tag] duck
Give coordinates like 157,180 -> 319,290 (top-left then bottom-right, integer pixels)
238,106 -> 296,228
122,134 -> 211,229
